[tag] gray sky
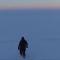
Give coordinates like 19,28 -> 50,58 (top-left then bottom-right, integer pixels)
0,0 -> 60,9
0,0 -> 60,3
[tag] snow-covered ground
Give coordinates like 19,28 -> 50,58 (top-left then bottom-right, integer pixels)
0,9 -> 60,60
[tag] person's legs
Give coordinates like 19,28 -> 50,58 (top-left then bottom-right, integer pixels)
19,47 -> 26,58
22,48 -> 26,58
20,49 -> 23,56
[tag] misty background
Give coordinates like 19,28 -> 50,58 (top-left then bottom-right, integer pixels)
0,9 -> 60,60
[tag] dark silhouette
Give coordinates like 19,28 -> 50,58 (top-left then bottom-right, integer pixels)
18,36 -> 28,58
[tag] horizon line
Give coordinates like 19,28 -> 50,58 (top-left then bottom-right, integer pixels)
0,3 -> 60,10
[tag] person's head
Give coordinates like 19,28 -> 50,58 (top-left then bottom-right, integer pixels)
21,36 -> 25,40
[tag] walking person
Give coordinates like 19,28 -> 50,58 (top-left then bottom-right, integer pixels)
18,36 -> 28,58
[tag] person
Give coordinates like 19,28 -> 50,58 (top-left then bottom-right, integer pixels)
18,36 -> 28,58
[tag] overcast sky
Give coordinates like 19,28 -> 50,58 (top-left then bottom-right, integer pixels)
0,0 -> 60,3
0,0 -> 60,9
